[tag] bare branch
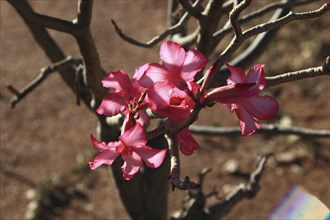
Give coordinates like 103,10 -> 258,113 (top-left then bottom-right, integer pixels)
74,0 -> 93,27
229,0 -> 252,38
172,168 -> 214,220
189,124 -> 330,138
165,133 -> 199,191
267,62 -> 330,87
200,0 -> 252,89
6,57 -> 82,108
228,1 -> 295,69
209,4 -> 292,87
195,0 -> 225,55
198,167 -> 212,190
111,15 -> 188,48
178,0 -> 204,20
208,155 -> 270,219
172,26 -> 200,47
203,2 -> 329,91
239,0 -> 321,24
167,0 -> 177,27
213,0 -> 322,41
7,0 -> 75,34
173,155 -> 271,220
7,0 -> 103,109
112,0 -> 203,48
74,64 -> 85,105
243,3 -> 330,39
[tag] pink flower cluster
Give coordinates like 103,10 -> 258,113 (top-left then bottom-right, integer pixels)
89,41 -> 279,180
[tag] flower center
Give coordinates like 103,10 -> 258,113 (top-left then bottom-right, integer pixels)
118,144 -> 133,156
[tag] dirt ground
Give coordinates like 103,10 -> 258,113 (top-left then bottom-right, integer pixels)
1,1 -> 329,220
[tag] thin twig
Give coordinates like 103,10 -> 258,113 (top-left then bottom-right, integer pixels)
111,15 -> 188,48
165,132 -> 199,191
227,6 -> 287,69
208,155 -> 270,219
173,155 -> 271,219
172,26 -> 200,47
198,167 -> 212,189
6,56 -> 82,108
239,0 -> 321,24
213,0 -> 321,42
189,124 -> 330,138
178,0 -> 204,20
195,0 -> 225,55
203,2 -> 329,91
229,0 -> 252,38
243,3 -> 330,39
266,59 -> 330,86
7,0 -> 75,34
111,0 -> 203,48
171,167 -> 214,220
7,0 -> 105,109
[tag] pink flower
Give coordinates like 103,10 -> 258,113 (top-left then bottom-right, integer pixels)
205,63 -> 279,136
96,65 -> 149,126
135,41 -> 207,155
177,128 -> 200,155
89,123 -> 167,180
137,41 -> 208,121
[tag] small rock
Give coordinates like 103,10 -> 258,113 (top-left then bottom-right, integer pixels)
25,189 -> 36,200
222,159 -> 239,174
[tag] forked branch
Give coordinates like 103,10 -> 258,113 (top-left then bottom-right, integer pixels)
208,155 -> 270,219
165,132 -> 200,191
243,3 -> 329,39
111,0 -> 203,48
8,0 -> 107,108
172,155 -> 271,220
204,2 -> 329,91
6,56 -> 82,108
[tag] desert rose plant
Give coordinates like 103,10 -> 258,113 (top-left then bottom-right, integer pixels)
4,0 -> 329,219
89,41 -> 280,179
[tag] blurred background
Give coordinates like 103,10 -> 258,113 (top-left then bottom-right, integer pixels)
1,1 -> 329,219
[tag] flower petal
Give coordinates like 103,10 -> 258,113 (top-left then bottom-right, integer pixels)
90,133 -> 110,151
138,64 -> 170,88
155,105 -> 192,122
89,148 -> 120,170
120,123 -> 146,147
244,64 -> 267,95
181,49 -> 208,81
121,112 -> 135,132
121,152 -> 143,180
225,63 -> 246,84
206,83 -> 255,101
134,147 -> 167,168
235,106 -> 261,136
239,95 -> 279,120
135,110 -> 149,126
160,41 -> 185,75
147,84 -> 193,121
177,128 -> 200,155
146,83 -> 176,109
101,70 -> 131,92
96,93 -> 126,117
132,63 -> 149,82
